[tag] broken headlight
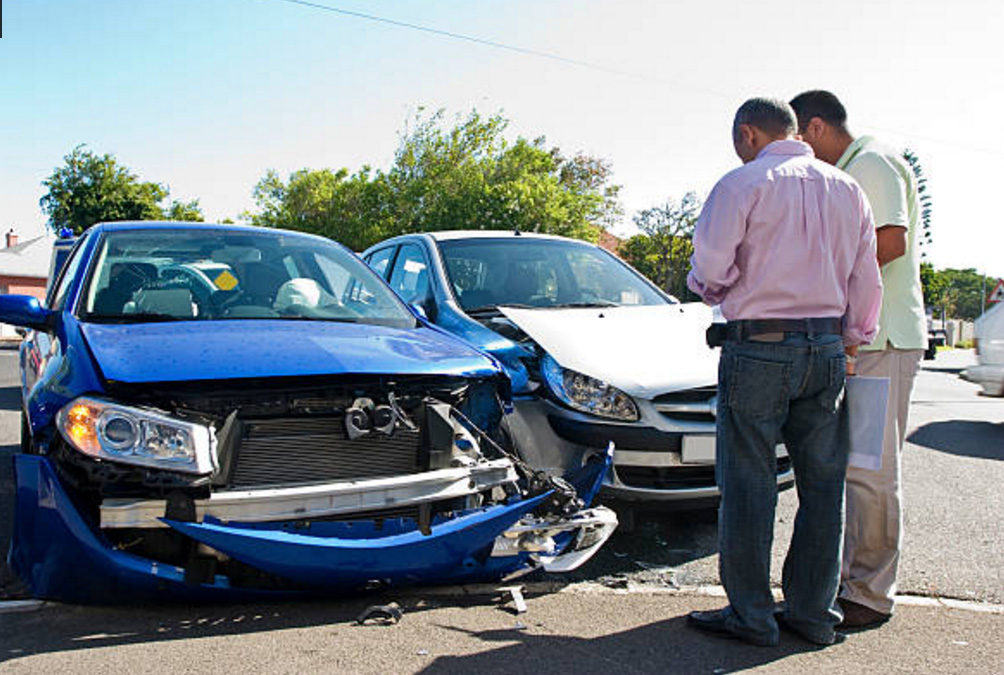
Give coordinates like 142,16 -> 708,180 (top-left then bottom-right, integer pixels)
540,354 -> 639,422
56,397 -> 214,474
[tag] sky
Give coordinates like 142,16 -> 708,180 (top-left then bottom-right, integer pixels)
2,0 -> 1002,278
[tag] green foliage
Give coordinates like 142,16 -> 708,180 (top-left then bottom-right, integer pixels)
165,198 -> 205,222
248,109 -> 622,251
902,149 -> 933,255
40,145 -> 205,234
40,145 -> 166,235
922,264 -> 998,320
619,193 -> 702,300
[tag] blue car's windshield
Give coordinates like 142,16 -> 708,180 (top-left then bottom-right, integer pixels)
438,238 -> 673,312
81,229 -> 415,328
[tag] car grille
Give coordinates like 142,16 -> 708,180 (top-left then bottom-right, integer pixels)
616,456 -> 792,490
230,416 -> 422,488
652,386 -> 717,424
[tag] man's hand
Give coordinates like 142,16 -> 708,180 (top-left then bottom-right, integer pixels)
876,225 -> 907,266
845,345 -> 859,377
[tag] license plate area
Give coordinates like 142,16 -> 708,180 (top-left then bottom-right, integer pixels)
681,435 -> 716,464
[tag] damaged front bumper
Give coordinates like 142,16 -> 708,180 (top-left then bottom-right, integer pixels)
10,451 -> 616,604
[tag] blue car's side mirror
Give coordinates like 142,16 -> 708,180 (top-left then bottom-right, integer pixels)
0,295 -> 53,332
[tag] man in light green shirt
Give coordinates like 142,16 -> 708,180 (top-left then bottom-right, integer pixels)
791,90 -> 927,629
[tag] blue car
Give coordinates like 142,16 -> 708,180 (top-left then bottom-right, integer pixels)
0,222 -> 615,604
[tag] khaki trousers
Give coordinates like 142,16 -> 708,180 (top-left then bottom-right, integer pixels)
841,347 -> 922,614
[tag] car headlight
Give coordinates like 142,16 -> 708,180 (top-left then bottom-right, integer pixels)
540,354 -> 639,422
56,397 -> 214,474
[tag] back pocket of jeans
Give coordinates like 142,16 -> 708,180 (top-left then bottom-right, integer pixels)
815,356 -> 846,413
726,355 -> 791,419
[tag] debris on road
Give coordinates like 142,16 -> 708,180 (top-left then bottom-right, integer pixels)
355,602 -> 403,626
496,585 -> 528,613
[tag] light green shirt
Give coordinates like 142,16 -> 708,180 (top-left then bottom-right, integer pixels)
837,136 -> 927,351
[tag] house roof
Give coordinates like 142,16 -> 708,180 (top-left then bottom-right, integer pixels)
0,235 -> 54,279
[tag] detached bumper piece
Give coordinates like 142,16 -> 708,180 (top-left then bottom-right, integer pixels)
11,454 -> 615,604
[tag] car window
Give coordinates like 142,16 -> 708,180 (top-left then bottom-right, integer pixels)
80,229 -> 414,328
388,244 -> 430,305
49,238 -> 89,311
438,238 -> 671,311
365,247 -> 395,279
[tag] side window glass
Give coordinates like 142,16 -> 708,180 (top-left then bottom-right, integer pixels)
366,247 -> 395,279
49,240 -> 88,311
388,244 -> 430,305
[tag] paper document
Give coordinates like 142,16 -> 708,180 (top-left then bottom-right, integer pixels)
845,376 -> 890,471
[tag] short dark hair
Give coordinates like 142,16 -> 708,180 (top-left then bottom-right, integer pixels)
789,90 -> 848,133
732,97 -> 797,142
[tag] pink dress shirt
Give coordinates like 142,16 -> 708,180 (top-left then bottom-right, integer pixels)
687,140 -> 882,346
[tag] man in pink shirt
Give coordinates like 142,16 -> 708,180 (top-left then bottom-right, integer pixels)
686,98 -> 882,647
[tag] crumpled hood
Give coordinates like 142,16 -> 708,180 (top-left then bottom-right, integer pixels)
81,320 -> 500,384
499,303 -> 718,399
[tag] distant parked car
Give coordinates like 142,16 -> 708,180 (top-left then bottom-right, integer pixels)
963,302 -> 1004,396
0,221 -> 615,604
362,231 -> 794,509
925,311 -> 946,360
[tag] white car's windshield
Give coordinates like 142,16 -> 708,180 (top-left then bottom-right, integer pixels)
82,229 -> 415,328
438,238 -> 672,312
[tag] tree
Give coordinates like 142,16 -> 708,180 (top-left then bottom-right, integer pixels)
40,145 -> 204,234
164,198 -> 205,222
619,193 -> 702,300
248,109 -> 622,251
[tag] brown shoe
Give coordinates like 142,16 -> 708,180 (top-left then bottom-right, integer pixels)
837,598 -> 891,629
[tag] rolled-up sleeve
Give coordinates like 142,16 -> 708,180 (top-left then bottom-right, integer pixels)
843,193 -> 883,345
687,180 -> 747,306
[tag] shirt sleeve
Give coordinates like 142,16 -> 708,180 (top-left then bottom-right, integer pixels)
843,189 -> 883,346
846,153 -> 909,229
687,179 -> 747,306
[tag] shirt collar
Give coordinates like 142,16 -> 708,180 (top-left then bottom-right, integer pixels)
755,139 -> 814,160
836,136 -> 874,170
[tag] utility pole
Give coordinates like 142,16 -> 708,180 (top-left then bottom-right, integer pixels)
982,273 -> 987,317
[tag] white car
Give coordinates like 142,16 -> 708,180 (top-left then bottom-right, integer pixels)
363,230 -> 794,509
963,301 -> 1004,396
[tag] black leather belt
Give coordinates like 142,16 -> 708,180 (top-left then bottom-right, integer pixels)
726,317 -> 843,342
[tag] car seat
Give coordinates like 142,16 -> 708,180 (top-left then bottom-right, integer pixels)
92,262 -> 158,315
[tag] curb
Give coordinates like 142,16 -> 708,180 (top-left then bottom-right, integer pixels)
402,580 -> 1004,615
2,583 -> 1000,617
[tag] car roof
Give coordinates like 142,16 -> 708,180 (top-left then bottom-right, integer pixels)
423,230 -> 590,244
373,230 -> 601,250
86,221 -> 337,246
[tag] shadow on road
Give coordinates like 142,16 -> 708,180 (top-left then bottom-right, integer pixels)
907,420 -> 1004,461
0,386 -> 22,413
419,616 -> 831,675
0,599 -> 363,663
555,508 -> 719,588
0,594 -> 827,673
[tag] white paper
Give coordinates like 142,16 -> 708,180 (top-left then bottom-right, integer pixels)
845,376 -> 890,470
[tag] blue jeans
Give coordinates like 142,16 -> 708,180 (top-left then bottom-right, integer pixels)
716,332 -> 848,644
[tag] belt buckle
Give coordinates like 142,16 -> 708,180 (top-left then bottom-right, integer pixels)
749,332 -> 785,342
